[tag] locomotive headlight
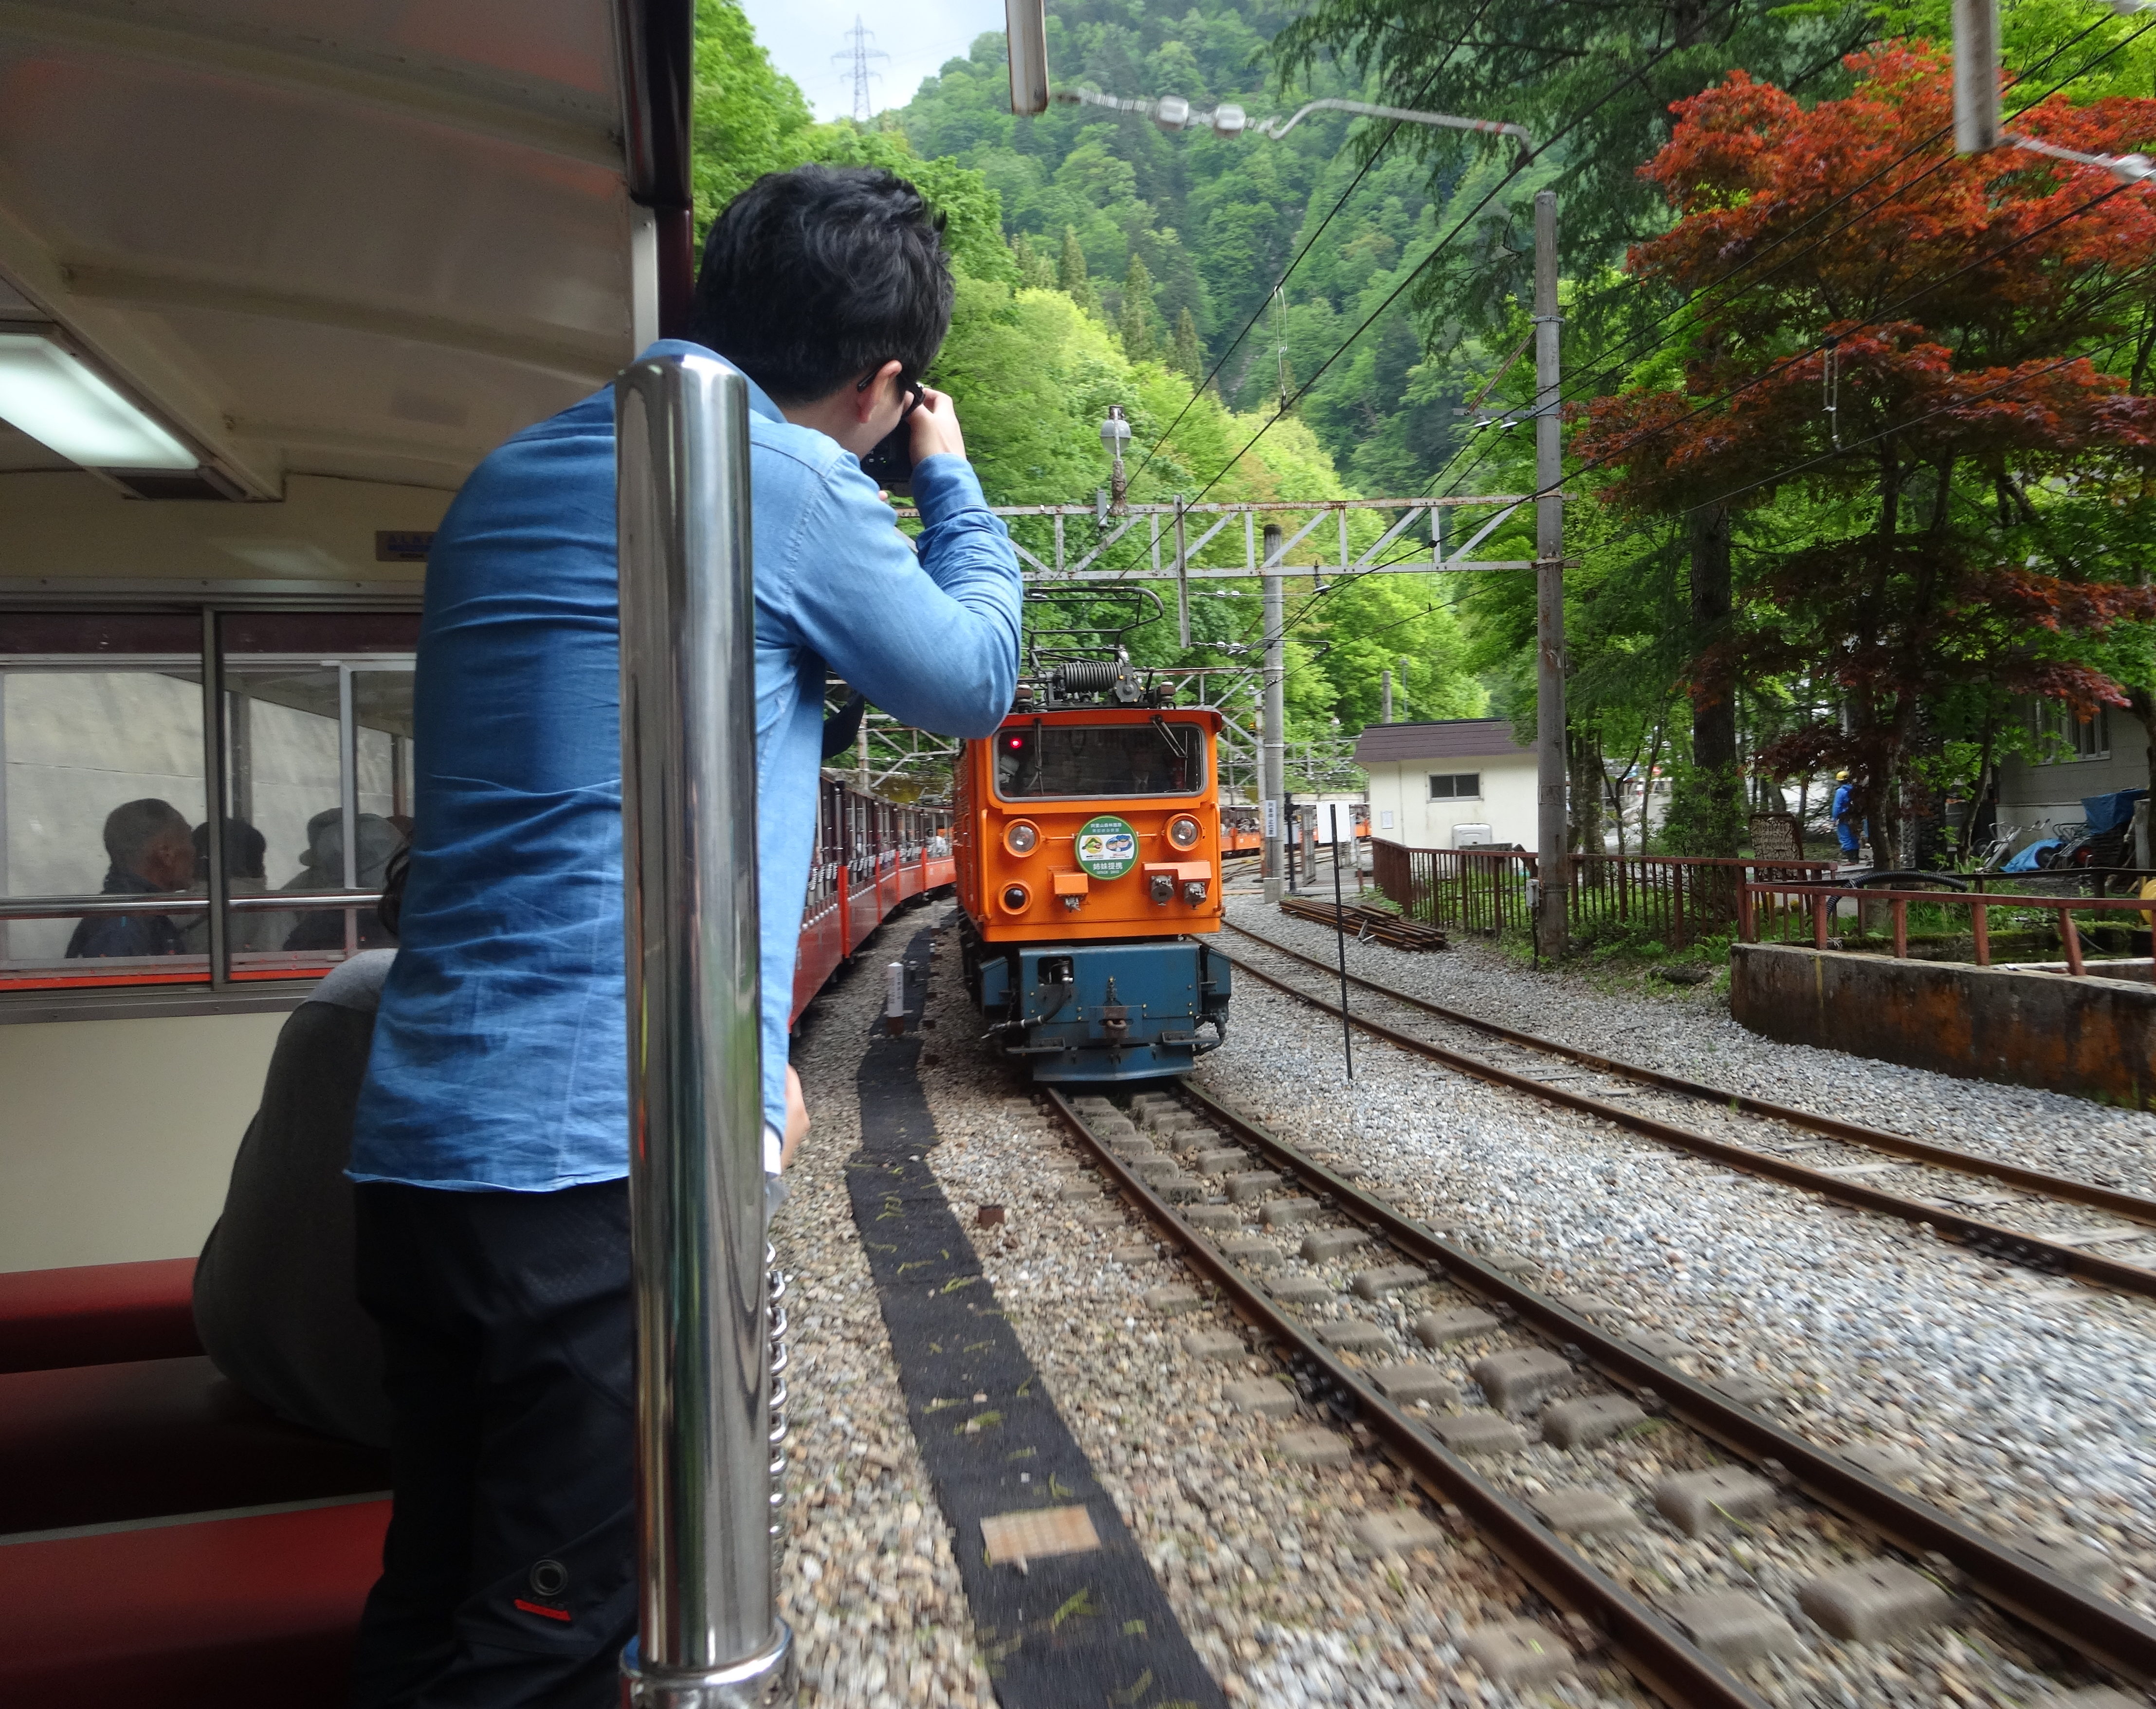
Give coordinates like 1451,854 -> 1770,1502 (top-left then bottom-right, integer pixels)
1167,815 -> 1202,850
1001,883 -> 1031,913
1004,820 -> 1039,857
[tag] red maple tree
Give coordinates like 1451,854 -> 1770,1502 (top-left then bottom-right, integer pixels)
1575,43 -> 2156,864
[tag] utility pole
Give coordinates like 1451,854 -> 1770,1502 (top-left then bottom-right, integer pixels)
834,16 -> 889,125
1380,668 -> 1393,725
1261,523 -> 1287,903
1533,188 -> 1569,960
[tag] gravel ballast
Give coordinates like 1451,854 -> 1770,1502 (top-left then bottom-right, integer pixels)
777,926 -> 997,1708
1215,896 -> 2156,1623
907,906 -> 1650,1709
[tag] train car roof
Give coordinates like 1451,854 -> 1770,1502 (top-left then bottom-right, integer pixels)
0,1 -> 680,582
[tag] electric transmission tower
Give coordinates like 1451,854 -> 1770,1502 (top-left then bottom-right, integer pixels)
833,16 -> 889,124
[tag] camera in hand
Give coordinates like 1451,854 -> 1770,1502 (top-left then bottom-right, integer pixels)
860,424 -> 913,496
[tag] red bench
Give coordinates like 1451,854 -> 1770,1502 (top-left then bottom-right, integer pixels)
0,1498 -> 388,1708
0,1354 -> 389,1534
0,1256 -> 201,1373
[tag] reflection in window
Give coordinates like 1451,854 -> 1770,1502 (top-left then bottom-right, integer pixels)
994,720 -> 1207,799
0,610 -> 418,993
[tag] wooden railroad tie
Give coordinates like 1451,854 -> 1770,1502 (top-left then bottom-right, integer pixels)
1277,895 -> 1448,951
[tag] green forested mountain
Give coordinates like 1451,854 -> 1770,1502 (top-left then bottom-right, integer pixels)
697,0 -> 2156,852
894,4 -> 1473,497
691,0 -> 1489,752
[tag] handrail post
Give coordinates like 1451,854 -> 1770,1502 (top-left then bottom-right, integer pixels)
615,351 -> 797,1708
1972,895 -> 1990,966
1891,895 -> 1908,959
1813,889 -> 1828,950
1736,874 -> 1754,943
2061,904 -> 2086,977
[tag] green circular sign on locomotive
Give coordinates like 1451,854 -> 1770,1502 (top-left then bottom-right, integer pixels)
1073,815 -> 1138,880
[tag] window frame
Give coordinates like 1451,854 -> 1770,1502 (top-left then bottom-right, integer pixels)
1426,771 -> 1483,801
2031,700 -> 2110,765
0,579 -> 422,1023
989,717 -> 1213,803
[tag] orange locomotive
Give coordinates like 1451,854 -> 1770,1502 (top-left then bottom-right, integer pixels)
953,662 -> 1232,1081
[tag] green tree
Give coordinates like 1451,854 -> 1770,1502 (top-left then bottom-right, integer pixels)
1012,233 -> 1058,290
1171,307 -> 1204,385
1119,255 -> 1158,361
689,0 -> 813,237
1058,227 -> 1098,316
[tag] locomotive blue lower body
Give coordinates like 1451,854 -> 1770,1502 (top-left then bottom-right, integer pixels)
962,929 -> 1231,1081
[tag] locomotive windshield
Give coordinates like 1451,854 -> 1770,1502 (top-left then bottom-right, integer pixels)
995,719 -> 1208,799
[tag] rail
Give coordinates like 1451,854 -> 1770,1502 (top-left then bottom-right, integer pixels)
1742,881 -> 2156,977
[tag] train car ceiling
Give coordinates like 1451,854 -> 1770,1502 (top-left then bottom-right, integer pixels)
0,0 -> 682,577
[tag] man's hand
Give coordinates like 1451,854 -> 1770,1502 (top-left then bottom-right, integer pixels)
781,1065 -> 809,1171
908,386 -> 966,464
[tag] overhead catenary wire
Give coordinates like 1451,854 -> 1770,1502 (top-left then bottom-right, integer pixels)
1122,0 -> 1505,490
1086,0 -> 1758,603
1162,0 -> 1760,515
1410,13 -> 2156,517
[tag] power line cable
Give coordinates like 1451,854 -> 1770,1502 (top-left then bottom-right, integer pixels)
1169,0 -> 1760,512
1123,0 -> 1505,489
1411,15 -> 2152,513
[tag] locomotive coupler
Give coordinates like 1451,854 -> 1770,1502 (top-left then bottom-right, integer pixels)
1097,975 -> 1130,1042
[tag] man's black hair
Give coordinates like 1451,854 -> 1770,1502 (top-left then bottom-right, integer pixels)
686,165 -> 953,405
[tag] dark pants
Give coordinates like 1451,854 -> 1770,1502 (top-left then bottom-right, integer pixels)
351,1181 -> 636,1709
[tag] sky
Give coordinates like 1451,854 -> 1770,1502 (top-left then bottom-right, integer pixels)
739,0 -> 1008,123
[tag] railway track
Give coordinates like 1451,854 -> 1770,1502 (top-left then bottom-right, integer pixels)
1043,1083 -> 2156,1705
1219,921 -> 2156,1300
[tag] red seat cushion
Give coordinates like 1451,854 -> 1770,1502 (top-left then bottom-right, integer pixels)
0,1257 -> 201,1373
0,1355 -> 390,1533
0,1498 -> 387,1708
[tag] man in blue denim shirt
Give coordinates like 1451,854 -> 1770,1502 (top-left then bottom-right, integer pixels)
346,166 -> 1020,1708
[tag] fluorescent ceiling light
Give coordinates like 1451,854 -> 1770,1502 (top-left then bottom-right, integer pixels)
0,330 -> 195,470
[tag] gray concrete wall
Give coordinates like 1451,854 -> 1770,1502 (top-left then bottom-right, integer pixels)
1730,943 -> 2156,1107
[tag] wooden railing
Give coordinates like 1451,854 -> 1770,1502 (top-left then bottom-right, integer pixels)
1742,880 -> 2155,977
1370,839 -> 1834,949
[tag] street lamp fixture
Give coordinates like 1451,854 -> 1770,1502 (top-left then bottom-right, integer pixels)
1099,404 -> 1132,517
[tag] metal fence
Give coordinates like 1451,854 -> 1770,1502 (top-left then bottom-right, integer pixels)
1568,854 -> 1834,950
1370,839 -> 1535,936
1370,839 -> 1835,950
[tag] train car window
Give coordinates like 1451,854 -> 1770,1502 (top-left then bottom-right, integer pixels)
0,608 -> 418,996
219,614 -> 418,979
1,614 -> 212,990
995,721 -> 1208,799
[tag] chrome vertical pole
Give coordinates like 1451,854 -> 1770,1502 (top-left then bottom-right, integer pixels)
198,609 -> 229,988
1533,189 -> 1570,960
1261,523 -> 1287,904
338,662 -> 359,958
616,350 -> 795,1709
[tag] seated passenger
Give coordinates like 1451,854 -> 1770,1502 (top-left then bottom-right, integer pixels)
65,797 -> 195,959
192,946 -> 396,1448
284,811 -> 404,952
180,816 -> 279,957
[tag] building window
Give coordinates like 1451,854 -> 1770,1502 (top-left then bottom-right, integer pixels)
2032,701 -> 2109,764
1,607 -> 418,997
1427,772 -> 1482,800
